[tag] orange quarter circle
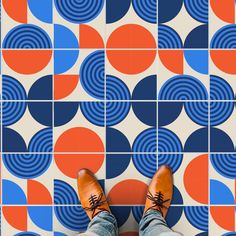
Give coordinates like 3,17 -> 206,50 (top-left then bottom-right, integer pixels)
210,50 -> 236,74
3,0 -> 28,23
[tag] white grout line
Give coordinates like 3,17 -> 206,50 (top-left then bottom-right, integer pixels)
1,100 -> 236,102
1,48 -> 236,50
0,0 -> 2,234
208,13 -> 211,231
52,0 -> 55,230
156,0 -> 159,172
1,152 -> 236,154
104,0 -> 107,194
1,203 -> 236,207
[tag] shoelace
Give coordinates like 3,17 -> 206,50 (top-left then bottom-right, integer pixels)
84,193 -> 107,218
147,191 -> 170,216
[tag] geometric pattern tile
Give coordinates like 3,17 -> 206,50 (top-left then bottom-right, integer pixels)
1,0 -> 236,235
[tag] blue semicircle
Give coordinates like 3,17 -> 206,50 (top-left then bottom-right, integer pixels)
54,24 -> 79,48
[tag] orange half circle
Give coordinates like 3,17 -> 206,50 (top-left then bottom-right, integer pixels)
107,50 -> 156,74
107,24 -> 156,49
108,179 -> 147,205
184,154 -> 208,204
3,50 -> 52,74
55,154 -> 104,178
54,127 -> 104,152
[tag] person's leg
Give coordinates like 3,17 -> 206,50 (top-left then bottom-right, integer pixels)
139,210 -> 182,236
77,169 -> 118,236
139,166 -> 182,236
78,211 -> 118,236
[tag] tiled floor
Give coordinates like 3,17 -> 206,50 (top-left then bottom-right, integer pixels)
1,0 -> 236,235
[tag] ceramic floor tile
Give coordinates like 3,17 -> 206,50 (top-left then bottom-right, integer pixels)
2,153 -> 53,205
106,72 -> 157,102
1,7 -> 53,48
209,1 -> 236,49
210,59 -> 236,100
106,1 -> 157,48
158,0 -> 208,49
2,206 -> 53,235
209,206 -> 236,235
171,153 -> 209,205
53,205 -> 89,234
209,153 -> 236,205
1,0 -> 236,235
2,74 -> 53,101
2,101 -> 53,153
54,101 -> 105,151
105,161 -> 150,206
158,101 -> 209,153
168,206 -> 209,235
106,102 -> 156,153
210,102 -> 236,152
53,3 -> 105,49
158,49 -> 209,99
54,49 -> 106,100
111,205 -> 141,235
106,154 -> 134,179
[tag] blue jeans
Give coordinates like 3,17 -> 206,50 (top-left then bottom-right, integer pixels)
78,210 -> 182,236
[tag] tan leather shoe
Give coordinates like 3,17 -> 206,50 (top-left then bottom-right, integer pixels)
77,169 -> 111,219
144,165 -> 173,218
